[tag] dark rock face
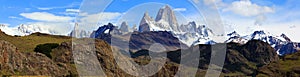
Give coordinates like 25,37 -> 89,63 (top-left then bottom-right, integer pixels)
276,43 -> 298,55
129,31 -> 188,52
52,42 -> 73,63
223,40 -> 279,75
240,40 -> 278,65
90,23 -> 117,38
0,40 -> 69,76
163,40 -> 279,76
92,23 -> 188,52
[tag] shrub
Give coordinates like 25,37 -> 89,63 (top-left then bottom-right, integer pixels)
34,43 -> 59,58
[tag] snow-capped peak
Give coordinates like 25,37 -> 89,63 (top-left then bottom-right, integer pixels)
0,23 -> 72,36
227,31 -> 240,37
250,30 -> 268,41
225,31 -> 248,44
280,33 -> 292,42
138,5 -> 180,32
0,24 -> 25,36
138,12 -> 159,32
225,30 -> 299,55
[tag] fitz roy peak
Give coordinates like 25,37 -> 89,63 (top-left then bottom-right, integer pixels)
155,5 -> 179,32
138,5 -> 179,32
138,5 -> 215,46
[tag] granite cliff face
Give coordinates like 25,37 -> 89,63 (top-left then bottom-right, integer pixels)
138,5 -> 179,32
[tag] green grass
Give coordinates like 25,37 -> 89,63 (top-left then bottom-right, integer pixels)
0,32 -> 71,52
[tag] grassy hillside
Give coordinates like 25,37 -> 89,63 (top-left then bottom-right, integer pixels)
0,31 -> 71,52
257,50 -> 300,77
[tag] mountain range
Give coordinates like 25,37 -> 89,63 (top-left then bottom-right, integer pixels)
0,5 -> 299,55
226,30 -> 300,55
0,24 -> 71,36
88,5 -> 300,55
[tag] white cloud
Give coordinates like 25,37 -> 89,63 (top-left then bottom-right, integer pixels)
8,16 -> 17,19
262,20 -> 300,42
8,16 -> 23,20
254,15 -> 266,26
223,0 -> 274,17
66,9 -> 80,13
79,12 -> 122,23
37,7 -> 53,10
34,2 -> 81,10
203,0 -> 223,6
20,12 -> 73,22
173,8 -> 187,12
23,22 -> 74,35
76,12 -> 122,31
59,12 -> 78,16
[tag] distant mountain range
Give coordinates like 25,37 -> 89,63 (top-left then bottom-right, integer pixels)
226,30 -> 300,55
0,24 -> 71,36
0,5 -> 299,55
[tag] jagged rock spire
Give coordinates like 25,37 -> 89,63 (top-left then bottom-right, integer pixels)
138,12 -> 155,32
119,21 -> 129,32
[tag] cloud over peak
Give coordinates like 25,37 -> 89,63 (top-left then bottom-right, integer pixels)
224,0 -> 274,17
173,8 -> 187,12
20,12 -> 73,22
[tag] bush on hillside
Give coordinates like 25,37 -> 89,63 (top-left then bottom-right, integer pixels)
34,43 -> 59,58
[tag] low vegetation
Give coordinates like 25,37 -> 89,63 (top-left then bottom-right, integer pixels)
34,43 -> 59,58
0,31 -> 71,52
257,50 -> 300,77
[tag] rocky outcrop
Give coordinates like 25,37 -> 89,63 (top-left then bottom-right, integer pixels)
0,40 -> 69,76
223,40 -> 279,75
51,39 -> 182,77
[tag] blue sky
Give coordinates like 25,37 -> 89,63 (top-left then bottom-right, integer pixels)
0,0 -> 81,26
0,0 -> 199,27
0,0 -> 296,26
0,0 -> 300,41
